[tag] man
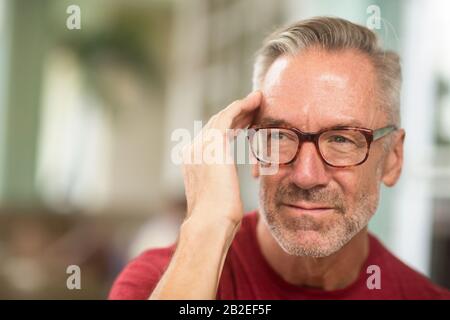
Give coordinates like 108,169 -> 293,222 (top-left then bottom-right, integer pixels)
109,17 -> 450,299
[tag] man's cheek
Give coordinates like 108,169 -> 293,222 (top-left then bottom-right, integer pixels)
335,170 -> 372,197
261,177 -> 279,197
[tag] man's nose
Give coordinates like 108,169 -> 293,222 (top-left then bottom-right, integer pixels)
290,141 -> 331,190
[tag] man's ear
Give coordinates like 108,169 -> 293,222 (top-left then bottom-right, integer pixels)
382,129 -> 405,187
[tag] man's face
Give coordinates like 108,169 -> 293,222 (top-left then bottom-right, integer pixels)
253,47 -> 402,257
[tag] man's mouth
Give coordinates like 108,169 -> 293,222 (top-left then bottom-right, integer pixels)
281,202 -> 335,215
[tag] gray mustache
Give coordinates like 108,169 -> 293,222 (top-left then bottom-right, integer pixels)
276,184 -> 345,213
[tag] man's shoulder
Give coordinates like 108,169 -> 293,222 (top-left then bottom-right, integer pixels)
109,212 -> 259,299
129,211 -> 258,265
127,244 -> 177,272
109,244 -> 176,299
369,234 -> 450,299
139,244 -> 177,262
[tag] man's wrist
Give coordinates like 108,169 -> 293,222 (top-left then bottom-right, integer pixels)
180,213 -> 241,248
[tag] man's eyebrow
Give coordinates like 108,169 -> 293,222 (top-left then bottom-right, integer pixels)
254,117 -> 366,128
255,117 -> 293,127
331,120 -> 365,128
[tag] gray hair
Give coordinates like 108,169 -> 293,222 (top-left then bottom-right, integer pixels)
252,17 -> 402,126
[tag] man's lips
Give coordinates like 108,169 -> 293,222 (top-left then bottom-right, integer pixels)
283,202 -> 334,210
281,202 -> 335,214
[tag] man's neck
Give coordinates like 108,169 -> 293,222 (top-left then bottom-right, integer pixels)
256,215 -> 369,291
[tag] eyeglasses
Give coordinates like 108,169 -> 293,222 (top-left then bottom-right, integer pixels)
247,125 -> 397,168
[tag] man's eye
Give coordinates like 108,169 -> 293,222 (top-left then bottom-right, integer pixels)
271,132 -> 291,140
329,135 -> 353,144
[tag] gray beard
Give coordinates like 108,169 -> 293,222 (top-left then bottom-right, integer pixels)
259,187 -> 379,258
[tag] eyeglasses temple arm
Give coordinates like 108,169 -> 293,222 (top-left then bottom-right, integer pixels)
373,125 -> 397,141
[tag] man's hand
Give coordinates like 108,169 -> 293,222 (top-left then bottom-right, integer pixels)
182,90 -> 262,227
149,91 -> 262,300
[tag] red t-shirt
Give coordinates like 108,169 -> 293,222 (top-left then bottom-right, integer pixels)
109,211 -> 450,300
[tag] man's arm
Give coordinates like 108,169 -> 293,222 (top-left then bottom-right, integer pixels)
149,215 -> 239,299
149,91 -> 262,299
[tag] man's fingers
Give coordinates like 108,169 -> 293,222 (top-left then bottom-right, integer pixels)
216,91 -> 262,130
184,91 -> 262,166
231,108 -> 259,130
228,91 -> 262,116
192,91 -> 261,148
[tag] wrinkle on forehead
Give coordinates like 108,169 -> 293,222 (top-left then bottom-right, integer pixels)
258,49 -> 382,130
318,73 -> 348,89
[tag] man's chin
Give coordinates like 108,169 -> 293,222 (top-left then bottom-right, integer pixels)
284,228 -> 330,247
278,239 -> 339,258
270,225 -> 340,257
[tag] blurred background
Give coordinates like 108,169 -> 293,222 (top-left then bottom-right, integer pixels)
0,0 -> 449,299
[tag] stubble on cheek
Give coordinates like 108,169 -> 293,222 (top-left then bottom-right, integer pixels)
258,175 -> 380,257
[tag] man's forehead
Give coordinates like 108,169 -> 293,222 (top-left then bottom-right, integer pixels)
254,89 -> 381,130
257,50 -> 380,130
264,61 -> 352,94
